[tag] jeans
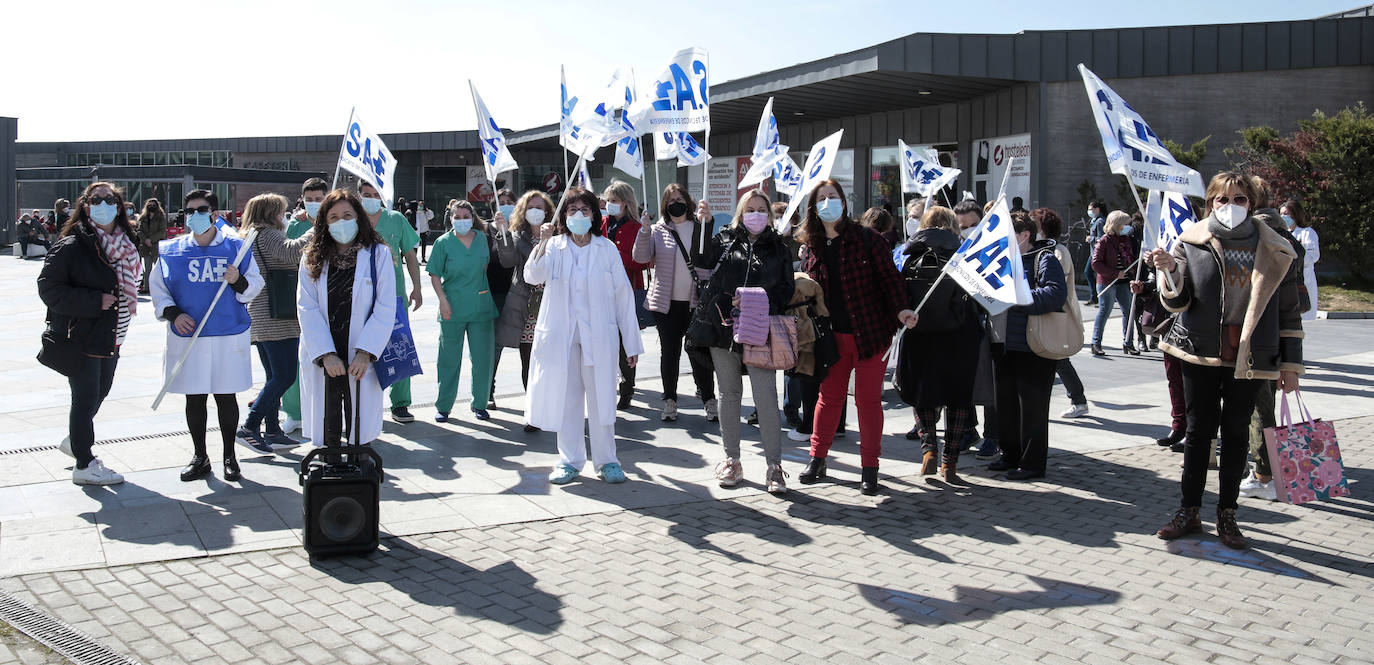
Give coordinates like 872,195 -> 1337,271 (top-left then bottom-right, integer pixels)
1180,363 -> 1261,510
1056,358 -> 1086,405
809,333 -> 886,467
709,347 -> 782,465
19,236 -> 50,257
994,350 -> 1057,473
783,374 -> 801,416
248,338 -> 299,434
1091,281 -> 1132,347
652,300 -> 715,402
68,355 -> 119,469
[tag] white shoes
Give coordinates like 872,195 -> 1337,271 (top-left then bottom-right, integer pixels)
1060,404 -> 1090,419
714,458 -> 743,487
282,417 -> 302,434
1238,477 -> 1277,501
703,399 -> 719,422
59,436 -> 73,457
72,458 -> 124,486
661,399 -> 678,422
787,429 -> 811,442
766,463 -> 788,494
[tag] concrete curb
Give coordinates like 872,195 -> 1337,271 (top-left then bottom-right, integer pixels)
1318,311 -> 1374,319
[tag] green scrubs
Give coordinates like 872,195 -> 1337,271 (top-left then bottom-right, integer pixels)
427,230 -> 499,413
373,209 -> 421,409
280,215 -> 315,422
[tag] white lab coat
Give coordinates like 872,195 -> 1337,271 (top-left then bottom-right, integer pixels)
1292,226 -> 1320,320
297,245 -> 397,445
523,235 -> 644,430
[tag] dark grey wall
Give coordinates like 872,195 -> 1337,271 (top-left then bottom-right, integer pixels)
1,118 -> 16,244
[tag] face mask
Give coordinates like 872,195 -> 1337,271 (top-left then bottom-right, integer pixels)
960,226 -> 977,240
904,216 -> 920,238
126,209 -> 135,217
606,202 -> 622,217
90,202 -> 119,225
599,208 -> 608,219
452,218 -> 473,235
666,201 -> 689,219
329,217 -> 359,245
304,201 -> 322,219
525,208 -> 546,226
1087,209 -> 1095,219
186,211 -> 213,235
567,212 -> 593,236
1282,214 -> 1295,229
360,197 -> 383,215
816,198 -> 843,223
742,211 -> 769,234
498,204 -> 515,219
1121,225 -> 1134,236
1213,203 -> 1247,230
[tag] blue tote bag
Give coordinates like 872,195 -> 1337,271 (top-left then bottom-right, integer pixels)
369,249 -> 423,389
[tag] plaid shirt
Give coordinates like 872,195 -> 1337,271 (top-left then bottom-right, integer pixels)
801,223 -> 907,359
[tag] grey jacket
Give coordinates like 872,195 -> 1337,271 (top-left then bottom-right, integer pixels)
494,229 -> 536,348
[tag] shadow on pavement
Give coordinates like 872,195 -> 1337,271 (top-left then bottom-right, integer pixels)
857,575 -> 1121,625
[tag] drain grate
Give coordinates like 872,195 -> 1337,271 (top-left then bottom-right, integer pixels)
0,592 -> 141,665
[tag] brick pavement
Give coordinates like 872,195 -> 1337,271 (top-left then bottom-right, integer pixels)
3,416 -> 1371,665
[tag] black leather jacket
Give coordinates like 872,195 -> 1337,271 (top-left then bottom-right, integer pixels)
38,222 -> 122,359
689,225 -> 795,349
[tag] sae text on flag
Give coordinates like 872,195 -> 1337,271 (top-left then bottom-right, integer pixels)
1078,64 -> 1204,197
738,98 -> 788,189
773,153 -> 804,199
644,47 -> 710,132
946,196 -> 1032,316
470,82 -> 519,184
1143,190 -> 1197,253
613,78 -> 644,179
898,140 -> 961,196
778,130 -> 844,234
336,109 -> 396,208
655,131 -> 710,167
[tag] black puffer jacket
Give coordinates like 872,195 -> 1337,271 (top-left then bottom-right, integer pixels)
688,226 -> 795,350
37,222 -> 121,360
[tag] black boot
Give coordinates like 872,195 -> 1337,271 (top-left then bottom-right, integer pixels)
180,455 -> 211,482
223,456 -> 241,482
798,457 -> 827,484
860,466 -> 881,496
1156,429 -> 1185,447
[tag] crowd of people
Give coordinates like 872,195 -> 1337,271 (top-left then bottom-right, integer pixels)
31,166 -> 1317,550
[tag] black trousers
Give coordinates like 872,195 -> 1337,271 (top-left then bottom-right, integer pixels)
322,374 -> 355,447
68,355 -> 119,469
653,300 -> 715,402
1056,358 -> 1087,406
994,350 -> 1057,473
1181,363 -> 1261,510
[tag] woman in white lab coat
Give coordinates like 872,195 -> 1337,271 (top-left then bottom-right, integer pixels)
297,189 -> 397,448
524,187 -> 644,485
1281,199 -> 1320,320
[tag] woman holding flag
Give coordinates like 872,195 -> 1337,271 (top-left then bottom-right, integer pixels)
600,181 -> 650,410
1090,211 -> 1139,356
494,190 -> 555,424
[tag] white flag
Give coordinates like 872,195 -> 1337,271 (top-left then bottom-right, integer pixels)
575,159 -> 592,190
643,47 -> 710,133
1144,189 -> 1197,253
613,77 -> 644,179
335,108 -> 397,208
1078,64 -> 1204,197
773,152 -> 804,199
777,130 -> 844,234
738,98 -> 788,190
673,132 -> 710,167
898,140 -> 961,196
470,82 -> 519,185
945,196 -> 1033,316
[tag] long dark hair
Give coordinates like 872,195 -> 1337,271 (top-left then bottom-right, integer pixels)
801,178 -> 849,250
555,187 -> 604,236
139,197 -> 166,229
303,189 -> 386,280
659,183 -> 696,222
62,181 -> 135,239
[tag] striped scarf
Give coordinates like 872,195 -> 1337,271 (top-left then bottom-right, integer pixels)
94,224 -> 140,316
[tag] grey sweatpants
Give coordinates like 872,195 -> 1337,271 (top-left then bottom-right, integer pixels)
709,347 -> 782,465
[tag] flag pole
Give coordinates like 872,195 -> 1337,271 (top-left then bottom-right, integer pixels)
1121,177 -> 1172,349
330,107 -> 354,190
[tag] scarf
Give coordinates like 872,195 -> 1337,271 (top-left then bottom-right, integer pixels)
94,223 -> 140,316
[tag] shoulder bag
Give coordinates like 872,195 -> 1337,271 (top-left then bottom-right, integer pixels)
255,232 -> 298,320
1026,249 -> 1085,360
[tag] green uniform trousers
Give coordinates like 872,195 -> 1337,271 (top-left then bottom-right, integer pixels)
436,318 -> 495,413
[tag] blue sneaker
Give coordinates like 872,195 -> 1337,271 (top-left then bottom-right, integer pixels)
235,427 -> 274,455
435,412 -> 450,423
598,463 -> 627,484
472,408 -> 490,421
975,438 -> 1000,460
549,463 -> 579,485
264,432 -> 300,451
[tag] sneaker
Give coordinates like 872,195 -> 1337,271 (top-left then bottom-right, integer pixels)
59,436 -> 73,457
975,438 -> 1000,460
391,407 -> 415,423
282,417 -> 302,434
472,408 -> 491,421
235,427 -> 274,455
1238,477 -> 1277,501
549,463 -> 579,485
714,458 -> 743,487
72,458 -> 123,486
1060,403 -> 1090,419
746,410 -> 759,426
766,463 -> 788,494
905,425 -> 921,441
435,412 -> 450,423
597,462 -> 627,484
704,399 -> 719,422
959,430 -> 982,452
784,409 -> 802,426
787,428 -> 811,442
661,399 -> 678,422
488,398 -> 497,410
265,433 -> 301,451
523,423 -> 541,433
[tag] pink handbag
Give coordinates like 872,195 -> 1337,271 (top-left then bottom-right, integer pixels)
742,315 -> 798,371
1264,391 -> 1350,505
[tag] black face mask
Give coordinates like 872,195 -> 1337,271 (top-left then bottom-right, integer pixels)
666,201 -> 689,219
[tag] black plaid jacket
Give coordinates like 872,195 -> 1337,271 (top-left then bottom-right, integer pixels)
800,222 -> 907,360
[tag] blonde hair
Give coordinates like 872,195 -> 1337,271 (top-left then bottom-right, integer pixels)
1205,171 -> 1257,214
602,180 -> 638,217
241,193 -> 289,231
906,197 -> 927,220
731,189 -> 774,231
919,205 -> 957,233
508,190 -> 554,237
1103,210 -> 1132,235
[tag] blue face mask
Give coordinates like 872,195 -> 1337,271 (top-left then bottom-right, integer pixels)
1282,214 -> 1295,229
303,201 -> 322,219
1121,225 -> 1134,236
816,198 -> 843,223
89,202 -> 119,226
498,204 -> 515,219
186,211 -> 214,235
360,197 -> 383,215
329,218 -> 359,245
566,212 -> 593,236
452,217 -> 473,235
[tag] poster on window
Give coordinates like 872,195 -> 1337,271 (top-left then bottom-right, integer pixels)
705,158 -> 737,232
971,134 -> 1031,209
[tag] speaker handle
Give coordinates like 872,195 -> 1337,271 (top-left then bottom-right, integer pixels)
299,445 -> 384,486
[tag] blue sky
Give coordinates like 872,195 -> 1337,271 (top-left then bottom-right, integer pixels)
0,0 -> 1361,141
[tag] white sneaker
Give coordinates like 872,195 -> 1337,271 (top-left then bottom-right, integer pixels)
72,458 -> 124,486
282,417 -> 302,434
59,436 -> 73,457
766,463 -> 788,494
1238,477 -> 1277,501
661,399 -> 678,422
787,428 -> 811,442
704,399 -> 719,422
714,458 -> 743,487
1060,404 -> 1090,419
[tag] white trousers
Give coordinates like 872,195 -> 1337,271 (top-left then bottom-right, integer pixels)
557,340 -> 619,470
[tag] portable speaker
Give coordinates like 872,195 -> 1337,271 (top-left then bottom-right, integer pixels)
299,445 -> 383,557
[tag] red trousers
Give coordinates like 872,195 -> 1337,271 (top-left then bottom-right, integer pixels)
1163,353 -> 1186,432
809,333 -> 887,467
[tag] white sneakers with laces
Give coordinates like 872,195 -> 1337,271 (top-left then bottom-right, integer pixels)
72,458 -> 124,486
766,464 -> 788,494
1238,476 -> 1277,501
704,399 -> 719,422
714,458 -> 743,487
1060,404 -> 1090,419
661,399 -> 678,422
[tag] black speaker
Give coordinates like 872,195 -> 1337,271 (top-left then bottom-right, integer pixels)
300,445 -> 382,557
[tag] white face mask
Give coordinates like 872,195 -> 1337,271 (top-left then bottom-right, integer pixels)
960,226 -> 977,240
606,202 -> 622,217
1213,203 -> 1248,230
525,208 -> 546,226
904,216 -> 920,238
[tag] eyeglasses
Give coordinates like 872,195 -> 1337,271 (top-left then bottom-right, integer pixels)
182,205 -> 212,215
1215,195 -> 1249,206
88,195 -> 119,205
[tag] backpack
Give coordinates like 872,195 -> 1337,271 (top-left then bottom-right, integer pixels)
1025,247 -> 1085,360
896,243 -> 968,334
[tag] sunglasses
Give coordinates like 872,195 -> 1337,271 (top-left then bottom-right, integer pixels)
1214,195 -> 1249,206
88,195 -> 120,205
182,205 -> 212,215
